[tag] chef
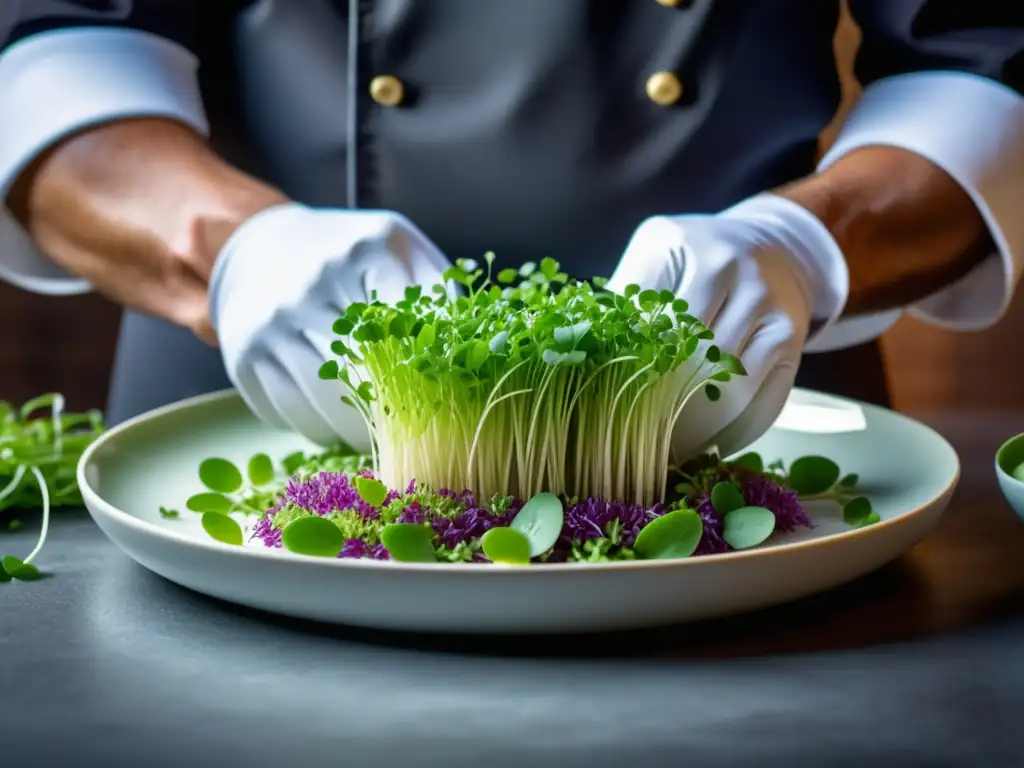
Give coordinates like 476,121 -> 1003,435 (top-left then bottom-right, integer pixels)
0,1 -> 1021,459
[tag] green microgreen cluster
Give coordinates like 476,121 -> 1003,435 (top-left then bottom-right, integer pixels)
317,254 -> 746,508
0,394 -> 106,582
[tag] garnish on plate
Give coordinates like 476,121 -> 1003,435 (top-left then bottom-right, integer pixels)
173,256 -> 879,563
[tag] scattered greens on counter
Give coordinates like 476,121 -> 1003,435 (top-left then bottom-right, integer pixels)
1,394 -> 106,582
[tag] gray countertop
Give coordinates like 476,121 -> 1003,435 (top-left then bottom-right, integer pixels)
2,411 -> 1024,767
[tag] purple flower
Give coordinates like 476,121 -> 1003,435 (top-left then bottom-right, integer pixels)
396,502 -> 425,524
692,497 -> 730,555
253,516 -> 281,548
557,498 -> 670,554
740,474 -> 812,532
339,538 -> 391,560
432,506 -> 513,548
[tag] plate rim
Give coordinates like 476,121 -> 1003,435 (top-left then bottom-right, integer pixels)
77,387 -> 961,576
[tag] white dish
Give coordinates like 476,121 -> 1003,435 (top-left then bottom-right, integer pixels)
78,388 -> 959,634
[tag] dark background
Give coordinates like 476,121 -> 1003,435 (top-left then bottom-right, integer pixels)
2,5 -> 1021,415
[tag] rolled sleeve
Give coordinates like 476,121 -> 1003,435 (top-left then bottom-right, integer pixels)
0,4 -> 207,295
809,2 -> 1024,351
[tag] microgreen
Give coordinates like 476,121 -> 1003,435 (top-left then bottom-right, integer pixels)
247,453 -> 275,486
721,506 -> 776,549
710,482 -> 745,515
281,516 -> 346,557
158,506 -> 180,519
632,508 -> 703,560
509,492 -> 563,557
380,523 -> 437,562
787,456 -> 841,496
201,511 -> 243,546
481,526 -> 532,564
320,256 -> 746,508
355,476 -> 388,508
842,496 -> 879,528
199,458 -> 244,494
0,395 -> 105,582
720,451 -> 879,529
184,445 -> 369,519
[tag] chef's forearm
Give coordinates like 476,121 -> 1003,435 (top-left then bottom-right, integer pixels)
777,146 -> 992,318
6,117 -> 287,341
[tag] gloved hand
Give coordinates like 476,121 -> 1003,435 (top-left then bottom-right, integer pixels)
608,193 -> 849,461
208,204 -> 451,447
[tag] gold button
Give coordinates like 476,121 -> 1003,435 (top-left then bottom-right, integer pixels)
646,71 -> 684,106
369,75 -> 405,107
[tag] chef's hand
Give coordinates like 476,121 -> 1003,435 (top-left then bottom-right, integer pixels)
608,193 -> 849,461
208,204 -> 451,447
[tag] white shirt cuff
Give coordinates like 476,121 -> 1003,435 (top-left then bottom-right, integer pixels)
815,70 -> 1024,346
0,28 -> 209,295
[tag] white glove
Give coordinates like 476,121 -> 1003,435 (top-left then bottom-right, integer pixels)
208,204 -> 451,447
608,193 -> 849,460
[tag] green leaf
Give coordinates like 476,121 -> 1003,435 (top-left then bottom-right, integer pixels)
355,476 -> 388,508
705,345 -> 721,363
733,452 -> 764,473
510,492 -> 564,557
481,526 -> 532,564
281,516 -> 346,557
705,384 -> 721,402
201,512 -> 243,546
488,330 -> 510,353
497,268 -> 519,284
721,506 -> 776,549
247,453 -> 274,486
717,352 -> 747,376
332,317 -> 354,336
0,564 -> 10,583
633,509 -> 704,560
404,284 -> 423,303
380,523 -> 436,562
186,492 -> 233,514
463,339 -> 490,371
788,456 -> 841,495
541,349 -> 587,366
842,496 -> 875,527
710,482 -> 745,515
199,458 -> 243,494
638,289 -> 661,312
1,555 -> 42,581
318,360 -> 340,380
158,506 -> 179,519
839,473 -> 859,488
415,322 -> 436,352
540,257 -> 559,279
519,261 -> 537,277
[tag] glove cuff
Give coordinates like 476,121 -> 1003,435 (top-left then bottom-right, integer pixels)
720,193 -> 850,348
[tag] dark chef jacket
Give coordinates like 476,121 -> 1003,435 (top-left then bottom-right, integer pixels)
3,1 -> 1023,424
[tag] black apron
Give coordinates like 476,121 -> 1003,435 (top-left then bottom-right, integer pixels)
22,0 -> 901,422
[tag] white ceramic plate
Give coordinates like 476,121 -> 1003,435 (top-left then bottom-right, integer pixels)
78,388 -> 959,634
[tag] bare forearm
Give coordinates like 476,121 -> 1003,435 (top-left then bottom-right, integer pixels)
778,146 -> 992,318
6,118 -> 287,342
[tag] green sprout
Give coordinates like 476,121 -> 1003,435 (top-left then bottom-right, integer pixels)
318,255 -> 746,508
0,394 -> 106,581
